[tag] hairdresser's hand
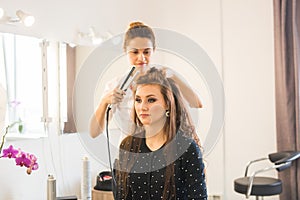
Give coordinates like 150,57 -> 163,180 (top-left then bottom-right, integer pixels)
90,87 -> 125,138
103,88 -> 126,105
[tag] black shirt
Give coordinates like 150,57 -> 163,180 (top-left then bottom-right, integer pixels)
115,132 -> 207,200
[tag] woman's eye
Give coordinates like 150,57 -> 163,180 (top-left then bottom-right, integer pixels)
129,50 -> 138,55
135,98 -> 141,103
148,98 -> 156,103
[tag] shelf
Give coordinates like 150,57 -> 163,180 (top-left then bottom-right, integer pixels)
5,133 -> 47,141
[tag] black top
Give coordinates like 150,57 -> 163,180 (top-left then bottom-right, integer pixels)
114,132 -> 207,200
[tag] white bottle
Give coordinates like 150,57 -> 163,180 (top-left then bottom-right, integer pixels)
81,156 -> 91,200
47,174 -> 56,200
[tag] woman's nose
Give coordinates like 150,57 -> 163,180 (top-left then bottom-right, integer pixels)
141,102 -> 149,111
137,53 -> 146,61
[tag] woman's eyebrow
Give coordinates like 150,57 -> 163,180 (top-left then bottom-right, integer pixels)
127,47 -> 153,51
146,94 -> 156,97
135,94 -> 156,98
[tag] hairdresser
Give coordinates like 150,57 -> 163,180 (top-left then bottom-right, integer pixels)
89,21 -> 202,138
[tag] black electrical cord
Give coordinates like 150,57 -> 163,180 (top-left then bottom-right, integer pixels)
105,66 -> 136,198
105,106 -> 113,174
105,106 -> 117,195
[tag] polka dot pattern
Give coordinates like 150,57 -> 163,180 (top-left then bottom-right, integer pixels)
115,133 -> 207,199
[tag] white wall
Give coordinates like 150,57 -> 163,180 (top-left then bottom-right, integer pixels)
222,1 -> 277,199
0,0 -> 277,200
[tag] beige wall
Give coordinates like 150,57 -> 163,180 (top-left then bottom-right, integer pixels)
222,0 -> 277,199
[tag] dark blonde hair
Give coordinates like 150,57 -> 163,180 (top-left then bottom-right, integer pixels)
118,67 -> 202,200
123,21 -> 156,51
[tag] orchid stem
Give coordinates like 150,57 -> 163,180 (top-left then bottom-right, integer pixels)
0,121 -> 20,153
0,125 -> 10,154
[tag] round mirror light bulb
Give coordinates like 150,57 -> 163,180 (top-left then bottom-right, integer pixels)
23,15 -> 35,27
0,8 -> 4,19
16,10 -> 35,27
92,37 -> 103,45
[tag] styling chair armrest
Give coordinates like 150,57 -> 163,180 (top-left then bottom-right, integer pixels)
244,157 -> 269,177
246,161 -> 291,198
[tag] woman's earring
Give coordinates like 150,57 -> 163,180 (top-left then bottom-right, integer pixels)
166,110 -> 170,117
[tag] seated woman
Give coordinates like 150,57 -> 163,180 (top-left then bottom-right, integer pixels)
114,67 -> 207,200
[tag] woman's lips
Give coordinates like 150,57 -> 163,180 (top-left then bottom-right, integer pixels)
136,62 -> 147,66
139,114 -> 150,118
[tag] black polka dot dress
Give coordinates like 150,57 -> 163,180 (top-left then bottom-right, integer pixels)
115,132 -> 207,200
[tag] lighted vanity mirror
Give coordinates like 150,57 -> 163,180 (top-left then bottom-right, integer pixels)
0,32 -> 70,138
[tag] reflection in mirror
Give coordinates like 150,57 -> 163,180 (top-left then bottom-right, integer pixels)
0,32 -> 73,138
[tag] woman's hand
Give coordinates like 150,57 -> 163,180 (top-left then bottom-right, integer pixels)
103,87 -> 126,105
89,87 -> 126,138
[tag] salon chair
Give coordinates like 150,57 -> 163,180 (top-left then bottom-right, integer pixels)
234,151 -> 300,200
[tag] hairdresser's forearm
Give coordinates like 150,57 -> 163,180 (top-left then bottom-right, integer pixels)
89,101 -> 110,138
172,74 -> 203,108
